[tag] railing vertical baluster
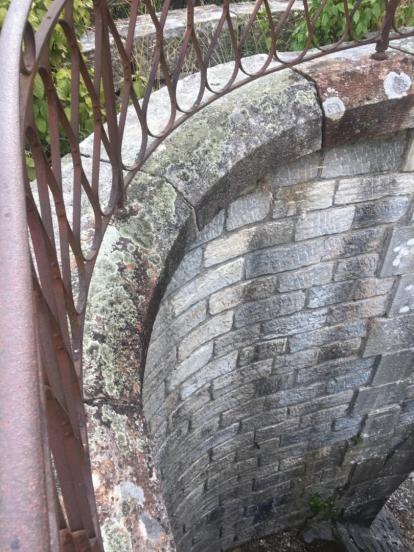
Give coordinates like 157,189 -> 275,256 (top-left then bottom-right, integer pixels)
0,2 -> 54,550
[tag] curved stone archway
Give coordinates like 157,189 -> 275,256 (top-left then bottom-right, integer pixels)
82,40 -> 414,551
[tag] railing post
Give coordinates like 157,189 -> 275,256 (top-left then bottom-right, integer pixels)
0,1 -> 55,550
372,0 -> 402,60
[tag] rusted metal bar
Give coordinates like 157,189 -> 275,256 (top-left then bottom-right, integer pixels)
373,0 -> 403,59
0,1 -> 54,550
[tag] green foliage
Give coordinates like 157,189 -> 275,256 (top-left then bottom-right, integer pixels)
309,493 -> 342,520
288,0 -> 386,51
350,434 -> 363,446
396,0 -> 414,28
1,0 -> 93,177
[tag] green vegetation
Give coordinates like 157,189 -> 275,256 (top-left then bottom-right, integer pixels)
309,493 -> 343,520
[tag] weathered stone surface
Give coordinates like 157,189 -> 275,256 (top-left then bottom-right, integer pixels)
389,274 -> 414,315
299,47 -> 414,147
321,133 -> 406,178
372,351 -> 414,385
334,253 -> 379,281
246,239 -> 325,278
209,275 -> 278,315
143,70 -> 321,219
335,173 -> 414,205
268,151 -> 322,189
234,290 -> 305,327
227,190 -> 272,231
289,321 -> 367,352
381,226 -> 414,276
353,196 -> 410,228
191,210 -> 225,248
308,281 -> 355,308
274,179 -> 335,217
322,227 -> 386,260
364,314 -> 414,356
262,309 -> 327,338
295,206 -> 355,240
84,172 -> 194,402
178,310 -> 234,360
204,219 -> 294,267
351,383 -> 407,415
170,257 -> 244,315
86,402 -> 174,552
278,262 -> 333,292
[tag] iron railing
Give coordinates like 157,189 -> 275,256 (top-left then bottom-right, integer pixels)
0,0 -> 412,550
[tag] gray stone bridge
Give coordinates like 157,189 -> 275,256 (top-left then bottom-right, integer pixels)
80,38 -> 414,551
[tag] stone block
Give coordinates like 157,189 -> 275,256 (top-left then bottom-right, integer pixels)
334,253 -> 379,281
268,151 -> 322,189
318,339 -> 361,362
213,359 -> 273,397
171,257 -> 244,315
227,190 -> 272,231
295,206 -> 355,241
289,320 -> 367,352
204,219 -> 293,267
297,357 -> 375,386
262,309 -> 327,339
246,239 -> 325,278
192,210 -> 225,248
381,225 -> 414,276
364,313 -> 414,356
238,338 -> 288,367
389,274 -> 414,315
307,281 -> 355,308
272,349 -> 319,374
335,173 -> 414,205
360,405 -> 401,437
234,290 -> 305,328
353,277 -> 395,300
179,310 -> 234,360
372,350 -> 414,385
278,262 -> 334,292
288,390 -> 354,418
209,275 -> 278,315
165,246 -> 203,297
327,295 -> 387,325
326,369 -> 372,394
353,196 -> 410,228
274,179 -> 335,216
241,408 -> 287,433
151,299 -> 207,346
167,342 -> 213,392
181,352 -> 238,400
214,324 -> 261,357
321,133 -> 406,178
351,382 -> 407,415
322,227 -> 385,260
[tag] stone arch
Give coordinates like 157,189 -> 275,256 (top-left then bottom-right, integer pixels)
82,43 -> 414,551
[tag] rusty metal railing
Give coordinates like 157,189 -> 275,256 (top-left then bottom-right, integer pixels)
0,0 -> 412,549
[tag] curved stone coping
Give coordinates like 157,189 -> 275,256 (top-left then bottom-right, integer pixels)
81,42 -> 414,551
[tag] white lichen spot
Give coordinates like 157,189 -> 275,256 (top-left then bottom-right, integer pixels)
117,481 -> 145,506
399,305 -> 410,313
323,96 -> 346,121
405,284 -> 414,292
384,71 -> 412,100
392,241 -> 414,267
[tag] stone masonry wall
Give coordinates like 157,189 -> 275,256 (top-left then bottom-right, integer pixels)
143,131 -> 414,552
